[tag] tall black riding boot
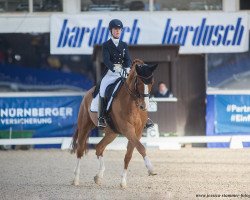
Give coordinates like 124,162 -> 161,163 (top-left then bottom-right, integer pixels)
98,97 -> 107,128
145,118 -> 154,129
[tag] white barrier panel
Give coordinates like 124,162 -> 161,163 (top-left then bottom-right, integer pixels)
1,136 -> 250,150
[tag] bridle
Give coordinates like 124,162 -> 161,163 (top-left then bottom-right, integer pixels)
122,72 -> 153,110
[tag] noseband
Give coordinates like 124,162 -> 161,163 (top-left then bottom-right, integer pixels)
136,74 -> 153,85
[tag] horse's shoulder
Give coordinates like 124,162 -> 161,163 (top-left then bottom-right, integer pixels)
114,83 -> 126,99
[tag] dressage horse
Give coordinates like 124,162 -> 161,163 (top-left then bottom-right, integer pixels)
71,59 -> 158,188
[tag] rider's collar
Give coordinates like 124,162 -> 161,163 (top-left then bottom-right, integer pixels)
111,37 -> 119,47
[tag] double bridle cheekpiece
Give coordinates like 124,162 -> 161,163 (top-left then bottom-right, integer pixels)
123,72 -> 153,111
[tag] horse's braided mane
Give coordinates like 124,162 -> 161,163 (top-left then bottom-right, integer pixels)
131,59 -> 144,68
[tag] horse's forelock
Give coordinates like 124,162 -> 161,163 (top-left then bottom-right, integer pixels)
131,59 -> 144,69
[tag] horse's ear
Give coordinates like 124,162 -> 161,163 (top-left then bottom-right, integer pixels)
135,64 -> 142,74
150,64 -> 158,72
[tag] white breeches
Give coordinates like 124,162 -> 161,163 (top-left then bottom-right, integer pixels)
100,69 -> 121,98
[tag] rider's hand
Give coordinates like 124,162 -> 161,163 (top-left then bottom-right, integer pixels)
121,68 -> 128,78
114,67 -> 122,73
125,67 -> 130,74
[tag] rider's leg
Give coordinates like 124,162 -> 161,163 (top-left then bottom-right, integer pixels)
145,118 -> 154,129
98,70 -> 120,128
98,95 -> 106,128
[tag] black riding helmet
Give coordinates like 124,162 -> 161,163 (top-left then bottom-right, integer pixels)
109,19 -> 123,30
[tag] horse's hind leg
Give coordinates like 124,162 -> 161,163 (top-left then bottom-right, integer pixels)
94,131 -> 117,185
73,158 -> 81,186
73,125 -> 93,186
73,110 -> 94,186
120,141 -> 135,188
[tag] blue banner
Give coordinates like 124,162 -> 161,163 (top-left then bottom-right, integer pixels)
206,94 -> 250,148
0,95 -> 82,138
215,95 -> 250,133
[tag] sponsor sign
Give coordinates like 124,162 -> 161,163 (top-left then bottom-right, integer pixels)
206,94 -> 250,148
51,12 -> 248,54
215,95 -> 250,133
0,95 -> 82,138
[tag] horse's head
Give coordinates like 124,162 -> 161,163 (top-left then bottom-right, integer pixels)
128,59 -> 158,85
135,63 -> 158,85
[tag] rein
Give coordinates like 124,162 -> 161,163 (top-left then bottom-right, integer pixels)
123,75 -> 152,99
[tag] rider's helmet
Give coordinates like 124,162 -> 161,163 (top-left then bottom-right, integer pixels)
109,19 -> 123,31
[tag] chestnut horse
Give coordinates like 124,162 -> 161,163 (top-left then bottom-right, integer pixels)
71,59 -> 157,188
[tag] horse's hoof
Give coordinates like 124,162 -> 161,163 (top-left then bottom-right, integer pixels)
94,175 -> 102,185
120,182 -> 127,189
72,180 -> 79,186
148,170 -> 157,176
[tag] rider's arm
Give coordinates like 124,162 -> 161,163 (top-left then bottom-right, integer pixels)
102,43 -> 115,72
122,43 -> 132,68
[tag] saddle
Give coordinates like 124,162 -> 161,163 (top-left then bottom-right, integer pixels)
92,77 -> 124,113
91,78 -> 124,133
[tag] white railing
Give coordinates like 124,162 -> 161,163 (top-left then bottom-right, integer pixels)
0,135 -> 250,150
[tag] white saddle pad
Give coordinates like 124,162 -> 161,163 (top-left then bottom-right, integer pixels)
90,80 -> 122,113
90,94 -> 99,112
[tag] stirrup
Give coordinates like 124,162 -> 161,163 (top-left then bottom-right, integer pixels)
98,117 -> 106,128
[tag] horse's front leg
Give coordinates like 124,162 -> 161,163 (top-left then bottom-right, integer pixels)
120,141 -> 135,188
144,155 -> 157,176
125,129 -> 157,176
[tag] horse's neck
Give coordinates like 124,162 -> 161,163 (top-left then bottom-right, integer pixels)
126,71 -> 136,94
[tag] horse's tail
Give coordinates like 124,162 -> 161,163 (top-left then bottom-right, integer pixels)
70,90 -> 94,156
71,127 -> 78,154
71,126 -> 90,155
81,128 -> 90,156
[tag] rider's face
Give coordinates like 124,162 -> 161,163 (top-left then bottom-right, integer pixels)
111,28 -> 122,39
